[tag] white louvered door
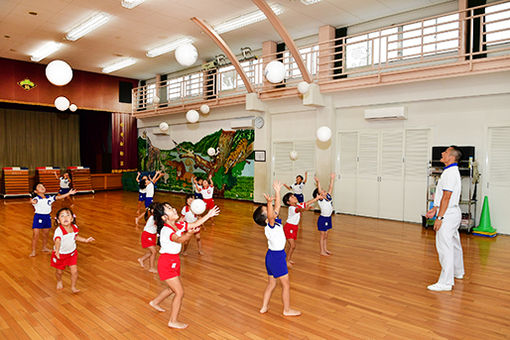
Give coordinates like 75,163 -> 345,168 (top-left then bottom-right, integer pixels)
379,130 -> 404,220
336,132 -> 358,214
403,129 -> 430,223
487,126 -> 510,234
356,131 -> 380,218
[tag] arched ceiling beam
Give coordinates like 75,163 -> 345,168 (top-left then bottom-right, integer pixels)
191,17 -> 255,93
251,0 -> 313,83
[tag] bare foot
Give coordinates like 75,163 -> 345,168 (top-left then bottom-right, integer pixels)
137,258 -> 145,268
135,217 -> 139,225
168,321 -> 188,329
29,251 -> 36,257
259,306 -> 269,314
283,309 -> 301,316
149,300 -> 166,312
287,261 -> 293,268
56,281 -> 63,290
198,250 -> 204,255
41,248 -> 51,253
71,287 -> 80,294
181,252 -> 188,256
148,268 -> 157,273
289,260 -> 295,265
320,252 -> 330,256
325,250 -> 332,255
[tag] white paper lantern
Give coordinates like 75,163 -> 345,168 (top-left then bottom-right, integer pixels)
316,126 -> 332,142
175,43 -> 198,67
69,104 -> 77,112
54,96 -> 70,111
297,81 -> 310,94
159,122 -> 169,131
45,60 -> 73,86
290,150 -> 298,160
190,199 -> 206,215
207,147 -> 216,157
186,109 -> 199,123
200,104 -> 210,114
264,60 -> 286,84
153,95 -> 160,104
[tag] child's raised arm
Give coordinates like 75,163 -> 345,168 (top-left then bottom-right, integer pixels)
187,206 -> 220,230
303,171 -> 308,184
272,180 -> 282,217
54,172 -> 59,180
55,189 -> 76,201
136,172 -> 141,182
283,183 -> 291,191
264,194 -> 276,225
327,173 -> 335,195
314,175 -> 322,193
76,236 -> 95,243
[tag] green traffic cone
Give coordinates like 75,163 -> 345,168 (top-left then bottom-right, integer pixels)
472,196 -> 497,234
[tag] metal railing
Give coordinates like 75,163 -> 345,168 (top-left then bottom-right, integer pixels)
132,0 -> 510,114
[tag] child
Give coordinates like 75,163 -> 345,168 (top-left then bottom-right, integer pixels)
138,203 -> 158,273
252,180 -> 301,317
30,183 -> 76,257
136,171 -> 164,225
193,174 -> 215,225
180,194 -> 203,255
149,202 -> 219,329
51,207 -> 95,293
54,171 -> 74,205
313,173 -> 335,256
284,172 -> 307,203
191,175 -> 203,199
136,172 -> 148,215
282,191 -> 319,267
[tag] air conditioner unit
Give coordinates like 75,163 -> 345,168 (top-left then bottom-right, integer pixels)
364,106 -> 407,120
230,118 -> 254,129
152,128 -> 169,135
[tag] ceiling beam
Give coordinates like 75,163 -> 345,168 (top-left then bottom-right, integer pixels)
251,0 -> 313,83
191,17 -> 255,93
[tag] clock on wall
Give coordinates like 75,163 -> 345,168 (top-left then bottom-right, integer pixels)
254,116 -> 264,129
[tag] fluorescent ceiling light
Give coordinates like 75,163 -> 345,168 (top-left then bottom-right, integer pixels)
30,42 -> 62,62
146,37 -> 194,58
121,0 -> 144,9
65,12 -> 110,41
213,4 -> 284,34
300,0 -> 322,5
102,57 -> 136,73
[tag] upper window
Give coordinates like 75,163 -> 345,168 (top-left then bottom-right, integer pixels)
485,2 -> 510,46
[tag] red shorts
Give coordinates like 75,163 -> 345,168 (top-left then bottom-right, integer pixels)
203,198 -> 215,210
51,250 -> 78,270
141,231 -> 157,248
283,223 -> 299,240
158,253 -> 181,280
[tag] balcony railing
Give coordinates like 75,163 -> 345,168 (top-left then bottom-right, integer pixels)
132,0 -> 510,115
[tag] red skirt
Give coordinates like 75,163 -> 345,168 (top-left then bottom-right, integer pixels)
51,250 -> 78,270
141,231 -> 157,248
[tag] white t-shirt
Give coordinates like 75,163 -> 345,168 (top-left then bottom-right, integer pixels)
143,215 -> 157,234
265,218 -> 286,251
139,186 -> 147,194
181,206 -> 198,223
159,222 -> 188,254
286,203 -> 305,225
59,177 -> 70,189
318,194 -> 333,217
145,182 -> 154,198
291,183 -> 304,195
33,195 -> 56,214
193,182 -> 202,194
434,164 -> 461,211
200,186 -> 214,199
53,224 -> 79,254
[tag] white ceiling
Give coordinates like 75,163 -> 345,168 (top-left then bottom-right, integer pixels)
0,0 -> 452,80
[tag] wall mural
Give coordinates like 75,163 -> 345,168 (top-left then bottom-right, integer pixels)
138,129 -> 254,200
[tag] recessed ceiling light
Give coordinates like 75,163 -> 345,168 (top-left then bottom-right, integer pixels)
4,35 -> 10,38
102,57 -> 136,73
300,0 -> 322,4
146,37 -> 193,58
213,4 -> 284,34
9,49 -> 17,52
65,12 -> 110,41
28,11 -> 38,16
121,0 -> 145,9
30,41 -> 62,62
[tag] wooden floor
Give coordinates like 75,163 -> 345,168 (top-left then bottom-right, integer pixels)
1,191 -> 510,339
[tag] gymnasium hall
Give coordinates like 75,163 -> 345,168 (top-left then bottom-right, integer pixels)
1,0 -> 510,338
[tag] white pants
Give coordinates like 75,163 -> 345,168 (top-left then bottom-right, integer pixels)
435,207 -> 464,286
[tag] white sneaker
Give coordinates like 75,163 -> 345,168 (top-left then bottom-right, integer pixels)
454,274 -> 464,279
427,283 -> 452,291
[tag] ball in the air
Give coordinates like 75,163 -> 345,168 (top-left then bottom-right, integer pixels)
190,199 -> 206,215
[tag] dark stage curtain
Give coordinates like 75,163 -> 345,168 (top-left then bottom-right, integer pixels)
112,112 -> 137,172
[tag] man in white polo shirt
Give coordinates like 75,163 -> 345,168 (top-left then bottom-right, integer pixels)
426,146 -> 464,291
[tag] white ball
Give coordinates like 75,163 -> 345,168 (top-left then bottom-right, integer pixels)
264,60 -> 286,84
316,126 -> 332,142
54,96 -> 70,111
159,122 -> 169,131
175,43 -> 198,67
200,104 -> 210,114
297,81 -> 310,94
186,109 -> 199,123
207,147 -> 216,157
69,104 -> 77,112
290,150 -> 298,160
190,199 -> 206,215
45,60 -> 73,86
153,95 -> 160,104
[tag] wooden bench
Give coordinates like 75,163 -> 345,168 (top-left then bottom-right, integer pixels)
67,166 -> 95,194
2,167 -> 31,198
36,167 -> 60,194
